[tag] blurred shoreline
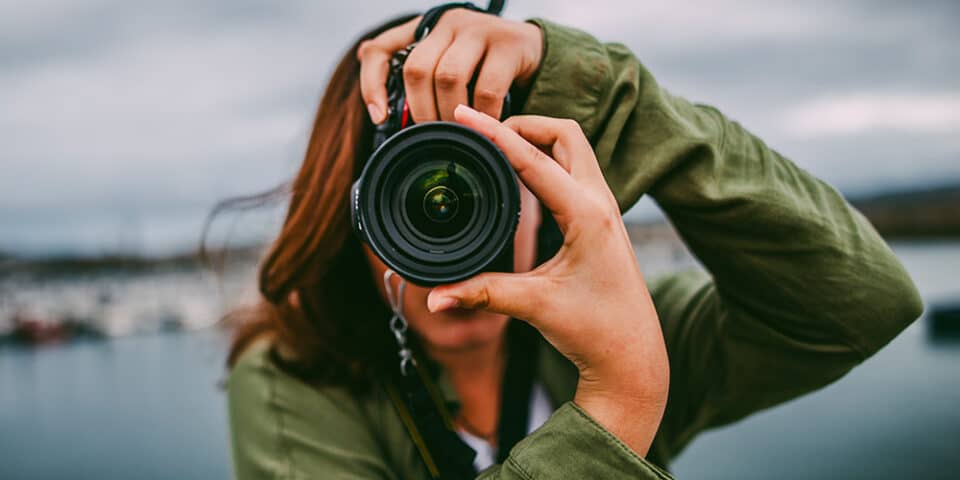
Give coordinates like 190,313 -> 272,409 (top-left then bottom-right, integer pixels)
0,246 -> 262,345
2,184 -> 958,346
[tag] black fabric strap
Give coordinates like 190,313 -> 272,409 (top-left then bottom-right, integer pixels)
387,362 -> 479,479
386,321 -> 541,478
495,320 -> 539,462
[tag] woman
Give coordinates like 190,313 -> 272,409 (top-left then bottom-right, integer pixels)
226,10 -> 923,479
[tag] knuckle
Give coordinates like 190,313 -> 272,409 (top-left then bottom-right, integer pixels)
562,119 -> 583,136
357,40 -> 374,59
434,69 -> 464,90
581,195 -> 607,216
474,87 -> 502,105
485,128 -> 502,147
503,115 -> 528,131
445,8 -> 470,23
445,8 -> 464,21
359,39 -> 390,61
501,27 -> 523,44
356,41 -> 368,59
403,62 -> 430,83
590,202 -> 621,231
478,288 -> 491,309
525,143 -> 545,163
472,279 -> 492,309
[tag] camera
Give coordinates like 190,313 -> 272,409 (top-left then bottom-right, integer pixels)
351,44 -> 520,286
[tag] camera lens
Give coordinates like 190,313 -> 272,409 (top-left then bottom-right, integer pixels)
353,122 -> 520,286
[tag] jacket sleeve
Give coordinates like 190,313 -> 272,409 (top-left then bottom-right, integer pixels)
520,18 -> 924,458
228,346 -> 675,479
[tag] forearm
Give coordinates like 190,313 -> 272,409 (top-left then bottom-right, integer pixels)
521,18 -> 923,356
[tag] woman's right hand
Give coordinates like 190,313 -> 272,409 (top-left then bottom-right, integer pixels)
357,10 -> 543,124
428,105 -> 670,456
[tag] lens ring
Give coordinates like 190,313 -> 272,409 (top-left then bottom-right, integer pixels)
357,122 -> 520,285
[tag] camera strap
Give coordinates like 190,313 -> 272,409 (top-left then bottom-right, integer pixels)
384,320 -> 539,479
383,270 -> 477,479
382,261 -> 541,478
385,361 -> 479,479
414,1 -> 506,41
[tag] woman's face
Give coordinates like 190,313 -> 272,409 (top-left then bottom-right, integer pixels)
363,182 -> 541,353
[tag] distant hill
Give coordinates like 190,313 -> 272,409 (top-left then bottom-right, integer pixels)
623,183 -> 960,241
850,184 -> 960,238
0,245 -> 263,280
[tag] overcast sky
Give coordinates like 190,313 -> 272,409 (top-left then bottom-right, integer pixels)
1,0 -> 957,256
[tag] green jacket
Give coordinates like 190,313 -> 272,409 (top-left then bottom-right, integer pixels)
227,18 -> 923,479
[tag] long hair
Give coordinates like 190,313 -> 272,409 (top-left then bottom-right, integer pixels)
216,14 -> 417,389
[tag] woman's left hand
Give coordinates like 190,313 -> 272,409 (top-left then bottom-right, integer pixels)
357,9 -> 543,125
427,105 -> 670,456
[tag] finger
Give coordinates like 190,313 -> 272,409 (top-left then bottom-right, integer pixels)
357,18 -> 419,124
504,116 -> 605,189
513,181 -> 542,273
358,16 -> 419,60
434,34 -> 486,121
427,272 -> 543,321
454,105 -> 580,222
403,31 -> 452,123
359,50 -> 391,124
473,47 -> 517,119
503,117 -> 568,172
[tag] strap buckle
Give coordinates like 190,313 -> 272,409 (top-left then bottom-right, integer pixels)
383,269 -> 415,375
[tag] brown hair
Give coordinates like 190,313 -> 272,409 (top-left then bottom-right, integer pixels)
215,14 -> 417,389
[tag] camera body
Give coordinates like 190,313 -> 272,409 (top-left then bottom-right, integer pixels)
351,44 -> 520,286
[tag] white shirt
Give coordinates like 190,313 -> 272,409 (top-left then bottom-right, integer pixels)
455,382 -> 554,472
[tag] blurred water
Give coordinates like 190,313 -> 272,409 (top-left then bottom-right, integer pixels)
0,331 -> 230,480
0,241 -> 957,479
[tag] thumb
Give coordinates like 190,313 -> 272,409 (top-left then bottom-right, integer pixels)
427,272 -> 541,321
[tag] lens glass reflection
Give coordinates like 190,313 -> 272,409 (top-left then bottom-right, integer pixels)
423,185 -> 459,222
403,160 -> 479,239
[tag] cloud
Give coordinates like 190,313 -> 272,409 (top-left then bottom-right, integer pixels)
0,0 -> 958,255
782,92 -> 960,138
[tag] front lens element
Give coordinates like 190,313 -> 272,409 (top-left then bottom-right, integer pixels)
402,160 -> 480,240
423,185 -> 459,223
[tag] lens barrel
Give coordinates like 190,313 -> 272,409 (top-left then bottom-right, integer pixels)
352,122 -> 520,286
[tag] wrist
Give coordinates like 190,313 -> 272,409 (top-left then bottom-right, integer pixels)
572,326 -> 670,456
573,383 -> 667,457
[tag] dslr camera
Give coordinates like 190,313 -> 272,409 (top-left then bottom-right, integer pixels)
351,44 -> 520,286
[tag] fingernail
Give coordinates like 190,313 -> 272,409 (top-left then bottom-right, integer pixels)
367,103 -> 384,124
455,104 -> 481,120
428,295 -> 460,313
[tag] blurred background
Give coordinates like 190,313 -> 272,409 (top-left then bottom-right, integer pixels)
1,0 -> 957,478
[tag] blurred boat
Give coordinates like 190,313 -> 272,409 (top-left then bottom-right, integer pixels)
928,301 -> 960,342
2,311 -> 106,347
